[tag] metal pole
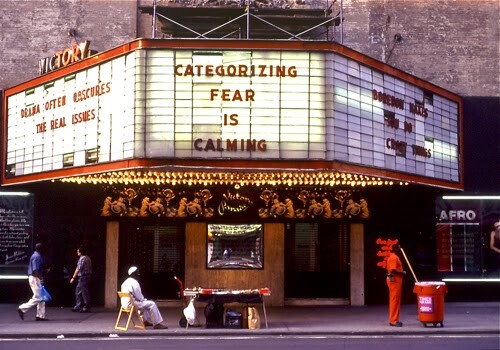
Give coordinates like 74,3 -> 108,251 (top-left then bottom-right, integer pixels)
246,0 -> 250,39
340,0 -> 343,44
400,247 -> 419,283
152,0 -> 157,38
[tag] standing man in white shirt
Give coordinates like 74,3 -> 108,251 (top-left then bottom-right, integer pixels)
121,266 -> 168,329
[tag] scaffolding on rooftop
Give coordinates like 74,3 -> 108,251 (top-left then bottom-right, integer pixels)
143,0 -> 344,43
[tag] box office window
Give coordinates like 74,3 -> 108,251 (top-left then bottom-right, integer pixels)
207,224 -> 263,269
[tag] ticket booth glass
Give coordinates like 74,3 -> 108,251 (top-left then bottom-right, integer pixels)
285,222 -> 350,299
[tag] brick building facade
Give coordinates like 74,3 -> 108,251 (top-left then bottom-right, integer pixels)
1,0 -> 498,97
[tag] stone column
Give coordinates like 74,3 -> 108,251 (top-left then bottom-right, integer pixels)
104,221 -> 119,308
350,223 -> 365,306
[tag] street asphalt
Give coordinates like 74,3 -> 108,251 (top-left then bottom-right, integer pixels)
1,301 -> 499,339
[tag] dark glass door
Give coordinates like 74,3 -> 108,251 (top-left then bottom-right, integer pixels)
119,221 -> 185,300
285,222 -> 349,298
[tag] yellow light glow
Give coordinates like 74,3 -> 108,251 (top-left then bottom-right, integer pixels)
58,169 -> 406,188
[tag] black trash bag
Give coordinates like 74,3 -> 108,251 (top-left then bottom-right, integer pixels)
204,303 -> 224,328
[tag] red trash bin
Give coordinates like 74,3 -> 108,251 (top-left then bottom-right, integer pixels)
413,281 -> 447,327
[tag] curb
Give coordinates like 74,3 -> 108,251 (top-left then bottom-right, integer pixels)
1,328 -> 499,339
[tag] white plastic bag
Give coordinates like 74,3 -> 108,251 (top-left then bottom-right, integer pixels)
183,298 -> 196,326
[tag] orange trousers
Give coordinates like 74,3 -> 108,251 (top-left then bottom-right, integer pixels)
386,276 -> 402,323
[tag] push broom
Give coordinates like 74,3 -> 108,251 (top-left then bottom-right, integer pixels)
400,247 -> 419,283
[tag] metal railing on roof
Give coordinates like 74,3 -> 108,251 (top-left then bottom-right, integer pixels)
150,0 -> 343,43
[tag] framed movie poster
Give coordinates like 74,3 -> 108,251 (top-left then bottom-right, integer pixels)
207,224 -> 263,269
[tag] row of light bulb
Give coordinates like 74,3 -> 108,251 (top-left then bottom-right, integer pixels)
57,170 -> 408,187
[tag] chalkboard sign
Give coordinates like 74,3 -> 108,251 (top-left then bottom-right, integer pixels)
0,192 -> 34,274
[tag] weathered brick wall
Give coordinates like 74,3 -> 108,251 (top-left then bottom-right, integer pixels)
1,0 -> 498,97
341,0 -> 499,97
0,0 -> 137,90
141,0 -> 499,97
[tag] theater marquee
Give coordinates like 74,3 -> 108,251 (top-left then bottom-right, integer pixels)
2,39 -> 462,188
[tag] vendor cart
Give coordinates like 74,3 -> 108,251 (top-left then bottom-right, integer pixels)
183,286 -> 271,329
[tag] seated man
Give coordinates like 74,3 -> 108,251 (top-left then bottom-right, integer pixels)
120,266 -> 168,329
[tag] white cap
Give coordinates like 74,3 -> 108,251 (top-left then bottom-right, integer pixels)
128,266 -> 138,276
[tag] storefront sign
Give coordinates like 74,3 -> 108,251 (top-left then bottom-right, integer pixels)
38,41 -> 93,75
435,196 -> 500,274
100,186 -> 369,221
438,209 -> 477,221
375,238 -> 399,269
3,41 -> 462,187
372,88 -> 431,159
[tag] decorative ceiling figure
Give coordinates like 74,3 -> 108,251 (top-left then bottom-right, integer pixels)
139,197 -> 150,217
148,197 -> 165,217
110,197 -> 127,216
101,196 -> 113,216
99,186 -> 370,220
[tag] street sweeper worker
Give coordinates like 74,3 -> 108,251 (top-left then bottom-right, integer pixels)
386,243 -> 406,327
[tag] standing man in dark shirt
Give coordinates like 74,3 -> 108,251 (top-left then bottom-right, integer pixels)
70,245 -> 92,313
18,243 -> 49,321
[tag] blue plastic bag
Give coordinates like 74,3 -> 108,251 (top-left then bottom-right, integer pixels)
40,285 -> 52,302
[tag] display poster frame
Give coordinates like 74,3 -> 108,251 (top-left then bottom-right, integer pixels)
436,196 -> 500,277
207,223 -> 264,270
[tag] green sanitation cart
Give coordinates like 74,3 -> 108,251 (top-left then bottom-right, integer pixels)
413,281 -> 447,327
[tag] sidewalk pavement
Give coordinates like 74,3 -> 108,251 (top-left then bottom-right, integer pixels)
1,302 -> 498,338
